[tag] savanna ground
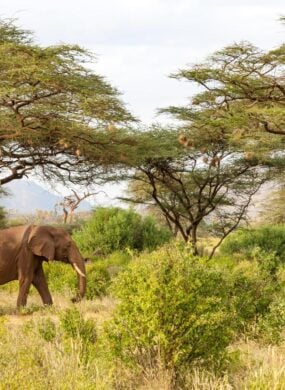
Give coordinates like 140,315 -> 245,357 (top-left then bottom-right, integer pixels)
1,237 -> 285,390
1,287 -> 285,389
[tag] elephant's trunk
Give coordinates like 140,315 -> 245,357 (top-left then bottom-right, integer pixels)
70,245 -> 86,301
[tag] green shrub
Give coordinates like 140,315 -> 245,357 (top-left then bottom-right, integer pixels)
85,251 -> 131,299
256,299 -> 285,344
105,246 -> 279,373
60,308 -> 97,364
43,262 -> 77,295
220,226 -> 285,267
43,258 -> 123,299
226,260 -> 277,328
37,318 -> 57,342
73,207 -> 172,257
106,248 -> 233,371
251,264 -> 285,344
102,250 -> 131,277
60,308 -> 97,343
86,263 -> 111,299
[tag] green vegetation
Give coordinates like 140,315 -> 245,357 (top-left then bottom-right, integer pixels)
125,127 -> 269,256
0,207 -> 6,229
1,243 -> 285,388
0,18 -> 135,186
43,260 -> 112,299
105,246 -> 280,376
73,207 -> 172,257
220,225 -> 285,265
60,308 -> 97,342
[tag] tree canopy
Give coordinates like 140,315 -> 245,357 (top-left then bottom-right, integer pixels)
0,19 -> 135,185
123,127 -> 269,256
160,41 -> 285,154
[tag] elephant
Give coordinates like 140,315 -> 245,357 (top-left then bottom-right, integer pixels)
0,224 -> 86,307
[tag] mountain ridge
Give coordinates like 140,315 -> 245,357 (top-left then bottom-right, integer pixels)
0,180 -> 91,213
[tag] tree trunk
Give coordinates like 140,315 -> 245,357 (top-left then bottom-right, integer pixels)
63,208 -> 68,224
191,226 -> 199,256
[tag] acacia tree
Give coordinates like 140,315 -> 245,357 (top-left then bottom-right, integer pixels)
123,128 -> 269,256
160,40 -> 285,152
122,18 -> 285,255
57,189 -> 98,224
130,20 -> 285,254
0,19 -> 135,186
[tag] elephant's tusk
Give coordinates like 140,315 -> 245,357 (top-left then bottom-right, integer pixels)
72,263 -> 86,278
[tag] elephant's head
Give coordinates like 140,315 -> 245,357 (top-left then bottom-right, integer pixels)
28,225 -> 86,301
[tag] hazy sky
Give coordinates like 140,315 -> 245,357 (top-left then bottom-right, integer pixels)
1,0 -> 284,124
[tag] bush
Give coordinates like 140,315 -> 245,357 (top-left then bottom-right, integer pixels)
256,298 -> 285,344
85,264 -> 111,299
220,226 -> 285,266
85,251 -> 132,299
106,249 -> 228,371
60,308 -> 97,344
43,261 -> 111,299
60,308 -> 97,364
73,207 -> 172,257
43,262 -> 77,295
225,260 -> 277,328
101,250 -> 131,277
37,318 -> 57,342
105,246 -> 280,373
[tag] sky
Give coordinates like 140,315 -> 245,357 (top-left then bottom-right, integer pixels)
1,0 -> 285,124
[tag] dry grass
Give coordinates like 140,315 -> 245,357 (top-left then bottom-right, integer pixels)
0,292 -> 114,390
232,341 -> 285,389
1,291 -> 285,389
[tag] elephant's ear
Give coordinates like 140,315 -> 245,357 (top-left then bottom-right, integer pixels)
28,227 -> 55,260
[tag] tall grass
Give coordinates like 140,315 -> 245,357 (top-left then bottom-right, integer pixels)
1,296 -> 285,389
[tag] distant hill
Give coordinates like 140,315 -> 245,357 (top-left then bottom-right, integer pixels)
0,180 -> 91,213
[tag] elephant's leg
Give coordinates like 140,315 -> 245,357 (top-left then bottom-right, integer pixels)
17,275 -> 33,307
32,266 -> 53,305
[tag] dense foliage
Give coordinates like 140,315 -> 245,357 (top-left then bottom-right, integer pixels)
160,41 -> 285,148
0,18 -> 135,186
105,246 -> 278,373
43,261 -> 111,299
73,207 -> 172,257
220,225 -> 285,266
0,237 -> 285,387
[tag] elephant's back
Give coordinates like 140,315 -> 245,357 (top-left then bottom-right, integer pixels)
0,226 -> 26,283
0,225 -> 28,241
0,225 -> 29,254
